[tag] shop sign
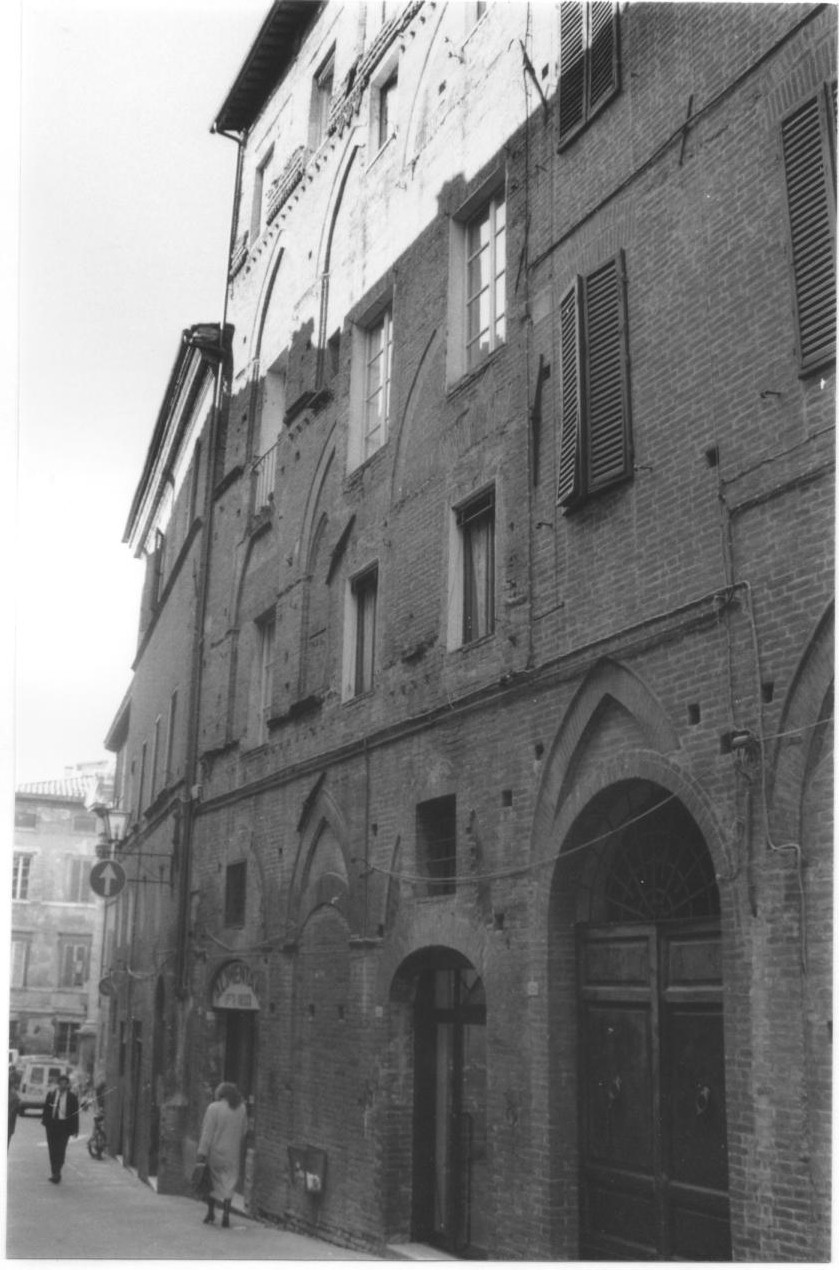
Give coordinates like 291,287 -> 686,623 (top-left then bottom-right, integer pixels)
211,961 -> 259,1011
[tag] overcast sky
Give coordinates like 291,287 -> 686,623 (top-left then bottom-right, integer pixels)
10,0 -> 267,786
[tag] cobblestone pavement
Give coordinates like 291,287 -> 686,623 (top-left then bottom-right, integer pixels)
6,1106 -> 379,1261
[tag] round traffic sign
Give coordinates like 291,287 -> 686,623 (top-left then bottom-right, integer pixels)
89,858 -> 127,899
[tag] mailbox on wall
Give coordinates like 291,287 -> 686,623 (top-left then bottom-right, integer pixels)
288,1145 -> 327,1195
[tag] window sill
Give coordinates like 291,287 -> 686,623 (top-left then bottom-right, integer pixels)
345,438 -> 389,486
446,343 -> 506,401
450,631 -> 496,655
366,131 -> 397,171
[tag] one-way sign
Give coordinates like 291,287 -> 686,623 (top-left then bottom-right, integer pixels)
89,859 -> 127,899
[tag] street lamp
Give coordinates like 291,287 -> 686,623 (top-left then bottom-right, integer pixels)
91,804 -> 129,859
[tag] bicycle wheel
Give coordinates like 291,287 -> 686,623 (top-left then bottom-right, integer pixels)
88,1134 -> 104,1159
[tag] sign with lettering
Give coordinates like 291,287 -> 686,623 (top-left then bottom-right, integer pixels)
211,961 -> 259,1011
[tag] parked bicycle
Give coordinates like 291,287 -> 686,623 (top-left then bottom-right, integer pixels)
82,1082 -> 107,1159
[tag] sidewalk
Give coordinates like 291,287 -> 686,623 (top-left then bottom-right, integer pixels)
6,1111 -> 378,1261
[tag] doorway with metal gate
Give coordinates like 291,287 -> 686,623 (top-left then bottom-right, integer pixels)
410,952 -> 489,1258
555,779 -> 731,1261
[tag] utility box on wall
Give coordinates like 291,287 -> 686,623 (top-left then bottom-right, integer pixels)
288,1145 -> 327,1195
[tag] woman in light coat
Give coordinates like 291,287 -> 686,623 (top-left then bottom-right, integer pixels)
196,1082 -> 248,1227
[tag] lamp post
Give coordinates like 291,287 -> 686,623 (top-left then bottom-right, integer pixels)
91,804 -> 129,859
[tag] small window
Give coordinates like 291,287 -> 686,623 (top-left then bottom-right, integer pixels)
465,194 -> 506,370
558,1 -> 619,147
59,941 -> 91,988
377,70 -> 398,149
137,742 -> 148,817
150,714 -> 162,802
55,1022 -> 81,1062
66,857 -> 92,904
151,529 -> 166,608
417,795 -> 457,896
72,813 -> 97,834
11,939 -> 29,988
452,488 -> 496,646
310,49 -> 335,149
349,566 -> 378,697
14,809 -> 37,830
225,861 -> 247,927
250,146 -> 274,243
781,84 -> 837,372
557,253 -> 632,510
12,853 -> 32,901
165,690 -> 178,784
252,612 -> 276,740
363,308 -> 393,459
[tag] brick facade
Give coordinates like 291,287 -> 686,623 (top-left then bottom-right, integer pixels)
103,3 -> 833,1259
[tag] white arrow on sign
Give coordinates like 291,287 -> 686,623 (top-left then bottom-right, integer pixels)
90,859 -> 127,898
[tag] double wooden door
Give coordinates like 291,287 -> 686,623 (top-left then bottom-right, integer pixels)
578,921 -> 730,1260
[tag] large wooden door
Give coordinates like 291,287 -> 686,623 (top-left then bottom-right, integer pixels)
578,922 -> 730,1260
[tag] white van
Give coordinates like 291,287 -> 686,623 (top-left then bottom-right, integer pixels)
17,1058 -> 72,1115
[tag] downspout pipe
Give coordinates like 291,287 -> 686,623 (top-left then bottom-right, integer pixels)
175,126 -> 244,998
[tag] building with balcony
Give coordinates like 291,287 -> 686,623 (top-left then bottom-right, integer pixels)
101,2 -> 834,1258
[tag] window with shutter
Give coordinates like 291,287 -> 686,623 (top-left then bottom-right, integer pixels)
781,83 -> 836,373
558,1 -> 619,147
557,254 -> 632,510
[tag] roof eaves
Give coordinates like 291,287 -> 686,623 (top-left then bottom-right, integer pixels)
212,1 -> 320,136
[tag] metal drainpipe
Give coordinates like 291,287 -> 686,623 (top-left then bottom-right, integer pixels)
175,126 -> 244,998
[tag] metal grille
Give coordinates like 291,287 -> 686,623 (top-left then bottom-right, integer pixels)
605,812 -> 719,922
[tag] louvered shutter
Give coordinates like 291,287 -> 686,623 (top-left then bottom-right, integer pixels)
781,91 -> 836,371
583,255 -> 631,493
588,2 -> 618,112
557,279 -> 583,507
558,2 -> 586,143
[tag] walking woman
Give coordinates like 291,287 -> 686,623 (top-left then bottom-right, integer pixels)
196,1083 -> 247,1227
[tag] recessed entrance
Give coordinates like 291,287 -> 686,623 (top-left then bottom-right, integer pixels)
556,780 -> 731,1261
410,953 -> 489,1257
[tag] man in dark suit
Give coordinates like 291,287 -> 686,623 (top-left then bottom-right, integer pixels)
41,1074 -> 79,1183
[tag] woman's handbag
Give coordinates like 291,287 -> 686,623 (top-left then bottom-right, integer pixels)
191,1160 -> 211,1196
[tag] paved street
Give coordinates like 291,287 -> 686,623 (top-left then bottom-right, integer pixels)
6,1105 -> 377,1260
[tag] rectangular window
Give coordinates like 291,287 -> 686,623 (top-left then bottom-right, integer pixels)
150,715 -> 162,801
557,254 -> 632,510
225,861 -> 247,927
55,1022 -> 81,1062
416,795 -> 457,896
12,854 -> 32,900
363,308 -> 393,459
781,84 -> 836,372
137,742 -> 148,817
11,939 -> 29,988
189,439 -> 203,523
310,49 -> 335,149
465,193 -> 506,370
558,1 -> 619,147
457,489 -> 495,645
72,813 -> 97,834
352,567 -> 378,696
59,940 -> 91,988
14,808 -> 37,830
165,690 -> 178,783
250,146 -> 273,243
66,857 -> 92,903
253,613 -> 276,738
151,529 -> 166,607
378,71 -> 398,149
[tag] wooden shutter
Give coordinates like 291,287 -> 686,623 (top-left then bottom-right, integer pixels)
588,2 -> 618,113
583,254 -> 631,493
557,279 -> 583,506
781,90 -> 836,371
558,2 -> 586,143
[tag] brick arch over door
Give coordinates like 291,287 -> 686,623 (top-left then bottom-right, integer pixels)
531,657 -> 682,871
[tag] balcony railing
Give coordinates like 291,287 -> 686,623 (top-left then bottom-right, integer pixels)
252,443 -> 278,515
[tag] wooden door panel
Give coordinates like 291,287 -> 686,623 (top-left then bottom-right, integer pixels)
584,1168 -> 658,1257
583,1003 -> 655,1168
668,1193 -> 732,1260
665,1008 -> 728,1192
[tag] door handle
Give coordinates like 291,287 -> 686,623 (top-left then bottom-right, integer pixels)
695,1084 -> 711,1117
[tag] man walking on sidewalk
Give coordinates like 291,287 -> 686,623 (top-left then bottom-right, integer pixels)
41,1074 -> 79,1183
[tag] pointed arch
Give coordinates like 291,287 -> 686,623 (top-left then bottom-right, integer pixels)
531,658 -> 680,860
286,779 -> 356,941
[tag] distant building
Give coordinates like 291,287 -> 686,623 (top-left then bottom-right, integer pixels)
101,2 -> 834,1260
11,764 -> 112,1070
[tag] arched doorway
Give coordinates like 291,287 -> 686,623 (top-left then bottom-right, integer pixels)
397,949 -> 489,1257
557,780 -> 731,1261
210,962 -> 259,1102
